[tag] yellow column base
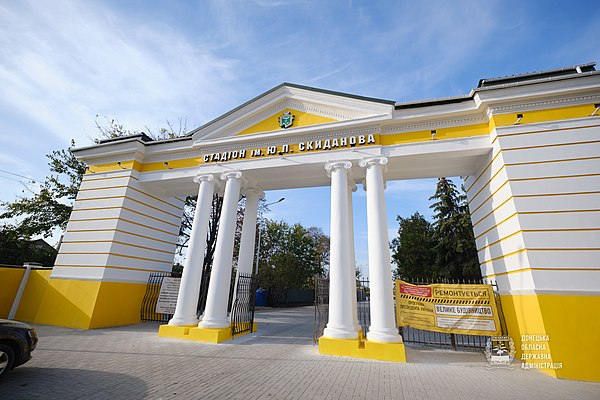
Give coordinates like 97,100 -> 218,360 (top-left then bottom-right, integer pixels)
158,322 -> 258,343
157,324 -> 196,339
318,336 -> 406,362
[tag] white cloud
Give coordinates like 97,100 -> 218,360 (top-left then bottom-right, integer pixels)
0,0 -> 239,145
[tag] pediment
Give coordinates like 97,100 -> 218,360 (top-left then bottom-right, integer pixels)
190,83 -> 395,144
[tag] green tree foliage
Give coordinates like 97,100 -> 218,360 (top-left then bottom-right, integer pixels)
429,178 -> 481,280
0,226 -> 57,267
390,178 -> 481,281
257,220 -> 328,305
1,118 -> 198,271
0,140 -> 86,238
390,212 -> 435,280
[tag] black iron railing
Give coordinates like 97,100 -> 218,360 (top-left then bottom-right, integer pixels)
140,271 -> 181,323
313,275 -> 505,351
356,279 -> 370,335
231,273 -> 258,338
313,276 -> 329,343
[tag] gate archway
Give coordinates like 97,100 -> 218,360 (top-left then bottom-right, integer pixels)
40,64 -> 600,381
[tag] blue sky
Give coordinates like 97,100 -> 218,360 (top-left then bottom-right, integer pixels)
1,0 -> 599,276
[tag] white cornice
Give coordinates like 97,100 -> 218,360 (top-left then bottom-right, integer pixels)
381,114 -> 488,134
487,93 -> 600,114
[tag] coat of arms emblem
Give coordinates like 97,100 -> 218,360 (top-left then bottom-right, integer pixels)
278,111 -> 295,129
485,336 -> 516,369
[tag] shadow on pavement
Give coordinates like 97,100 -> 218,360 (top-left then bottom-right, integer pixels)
0,367 -> 148,400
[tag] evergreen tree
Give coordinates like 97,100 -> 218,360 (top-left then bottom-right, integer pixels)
429,178 -> 481,280
390,212 -> 435,280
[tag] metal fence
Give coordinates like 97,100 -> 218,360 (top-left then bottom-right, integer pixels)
140,271 -> 180,323
231,273 -> 258,338
313,276 -> 329,343
396,276 -> 506,351
313,275 -> 506,351
356,279 -> 370,335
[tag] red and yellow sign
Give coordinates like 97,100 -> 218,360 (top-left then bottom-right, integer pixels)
395,280 -> 502,336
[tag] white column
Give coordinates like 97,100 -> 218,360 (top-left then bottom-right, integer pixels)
347,183 -> 361,333
169,174 -> 216,326
237,188 -> 262,276
199,171 -> 243,329
323,161 -> 358,340
359,156 -> 402,343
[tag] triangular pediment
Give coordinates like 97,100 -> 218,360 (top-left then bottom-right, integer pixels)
190,83 -> 395,143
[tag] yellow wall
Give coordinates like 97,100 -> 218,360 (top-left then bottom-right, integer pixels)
2,268 -> 148,329
14,269 -> 52,322
500,293 -> 600,382
0,266 -> 25,318
237,108 -> 337,135
89,281 -> 147,328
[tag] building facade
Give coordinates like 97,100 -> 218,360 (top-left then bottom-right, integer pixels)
8,63 -> 600,381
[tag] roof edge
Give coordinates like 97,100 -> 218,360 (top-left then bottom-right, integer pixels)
185,82 -> 395,137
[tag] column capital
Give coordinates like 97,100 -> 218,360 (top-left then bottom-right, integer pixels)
242,187 -> 264,199
220,170 -> 244,181
358,156 -> 388,168
324,160 -> 352,176
193,173 -> 215,184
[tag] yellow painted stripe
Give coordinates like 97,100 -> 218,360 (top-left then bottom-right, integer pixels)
54,264 -> 167,273
475,212 -> 518,240
381,123 -> 489,146
502,139 -> 600,153
514,190 -> 600,198
478,228 -> 600,252
468,146 -> 600,206
511,173 -> 600,182
78,185 -> 184,211
520,209 -> 600,215
85,160 -> 142,174
72,206 -> 179,227
491,122 -> 600,145
471,191 -> 600,227
476,228 -> 600,253
65,228 -> 177,246
59,251 -> 172,263
480,248 -> 528,265
480,248 -> 600,265
465,150 -> 502,194
489,103 -> 598,138
468,166 -> 506,205
472,196 -> 513,228
469,180 -> 510,215
477,230 -> 522,253
483,267 -> 600,279
82,174 -> 138,182
505,155 -> 600,167
68,217 -> 177,237
61,240 -> 174,254
85,103 -> 598,175
469,171 -> 600,210
128,187 -> 184,210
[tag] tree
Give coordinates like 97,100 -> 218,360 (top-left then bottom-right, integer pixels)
390,212 -> 436,280
0,118 -> 212,274
0,225 -> 57,267
0,140 -> 86,238
429,178 -> 481,280
257,220 -> 327,305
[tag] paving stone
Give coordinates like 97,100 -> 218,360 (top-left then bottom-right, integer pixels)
1,307 -> 598,399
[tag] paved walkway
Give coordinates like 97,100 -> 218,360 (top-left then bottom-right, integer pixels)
1,307 -> 598,399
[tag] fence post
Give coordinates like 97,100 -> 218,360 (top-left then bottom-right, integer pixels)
8,262 -> 40,319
